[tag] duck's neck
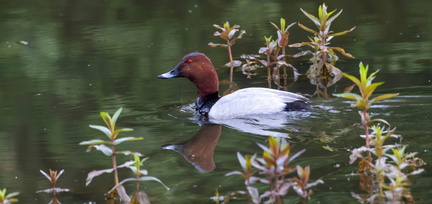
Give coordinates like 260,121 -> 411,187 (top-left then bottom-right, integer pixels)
195,75 -> 219,99
195,92 -> 220,117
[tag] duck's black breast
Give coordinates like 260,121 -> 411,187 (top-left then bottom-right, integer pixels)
285,101 -> 313,111
195,92 -> 220,117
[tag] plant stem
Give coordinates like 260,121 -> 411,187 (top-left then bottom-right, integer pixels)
320,37 -> 329,99
361,109 -> 375,198
136,175 -> 141,192
111,139 -> 119,185
282,47 -> 288,90
362,110 -> 372,161
227,40 -> 234,84
267,54 -> 271,88
274,170 -> 280,204
246,179 -> 251,204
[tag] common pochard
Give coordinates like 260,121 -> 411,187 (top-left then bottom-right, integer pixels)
158,52 -> 311,120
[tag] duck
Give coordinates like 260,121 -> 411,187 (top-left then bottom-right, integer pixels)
157,52 -> 311,120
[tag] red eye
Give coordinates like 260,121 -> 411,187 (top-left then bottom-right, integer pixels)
186,59 -> 193,64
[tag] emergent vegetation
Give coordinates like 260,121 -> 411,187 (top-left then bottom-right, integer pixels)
290,3 -> 355,98
335,63 -> 424,203
212,137 -> 323,204
209,21 -> 246,94
79,107 -> 148,201
0,188 -> 19,204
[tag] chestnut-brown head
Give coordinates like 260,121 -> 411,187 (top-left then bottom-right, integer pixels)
158,53 -> 219,98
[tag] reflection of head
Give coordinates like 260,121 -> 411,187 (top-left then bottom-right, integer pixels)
162,124 -> 222,173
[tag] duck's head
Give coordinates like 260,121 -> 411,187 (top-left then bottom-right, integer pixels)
158,52 -> 219,98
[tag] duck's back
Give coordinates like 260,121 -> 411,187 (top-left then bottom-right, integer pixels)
209,87 -> 310,120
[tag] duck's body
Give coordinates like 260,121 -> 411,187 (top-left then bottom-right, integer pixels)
158,52 -> 311,120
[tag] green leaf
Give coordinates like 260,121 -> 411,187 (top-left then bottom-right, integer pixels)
138,169 -> 148,175
5,191 -> 19,199
113,137 -> 144,145
269,21 -> 279,30
364,82 -> 384,99
342,73 -> 362,88
286,22 -> 296,32
136,176 -> 169,190
1,188 -> 5,197
329,46 -> 354,58
237,152 -> 246,170
318,5 -> 323,20
93,144 -> 113,156
109,176 -> 169,194
79,139 -> 109,145
112,107 -> 123,125
280,18 -> 286,31
100,112 -> 112,129
298,23 -> 318,34
85,161 -> 134,186
359,62 -> 369,86
300,8 -> 320,27
89,125 -> 111,138
329,26 -> 356,37
326,9 -> 343,28
367,69 -> 380,84
333,93 -> 362,101
264,35 -> 273,44
327,8 -> 337,17
371,93 -> 399,103
113,128 -> 134,136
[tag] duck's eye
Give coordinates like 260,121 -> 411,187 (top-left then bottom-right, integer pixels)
186,59 -> 193,64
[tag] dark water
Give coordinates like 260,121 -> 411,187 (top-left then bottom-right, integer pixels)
0,0 -> 431,203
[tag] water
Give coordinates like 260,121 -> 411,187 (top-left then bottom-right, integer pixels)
0,0 -> 431,203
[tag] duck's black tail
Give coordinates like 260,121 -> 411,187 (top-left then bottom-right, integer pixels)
285,101 -> 312,111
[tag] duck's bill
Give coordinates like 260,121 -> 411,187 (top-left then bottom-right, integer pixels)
157,64 -> 182,79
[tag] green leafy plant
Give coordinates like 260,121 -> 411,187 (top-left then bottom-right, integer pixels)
36,169 -> 70,204
108,155 -> 169,204
37,169 -> 70,195
258,36 -> 278,88
0,188 -> 19,204
335,63 -> 424,203
258,18 -> 297,90
209,21 -> 246,93
291,3 -> 355,98
220,137 -> 323,204
335,63 -> 398,153
79,107 -> 143,199
270,18 -> 297,88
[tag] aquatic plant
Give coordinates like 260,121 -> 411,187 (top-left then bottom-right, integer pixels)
37,169 -> 70,195
290,3 -> 355,98
335,63 -> 398,157
0,188 -> 19,204
219,137 -> 323,204
258,18 -> 297,89
209,21 -> 246,92
36,169 -> 70,204
335,63 -> 424,202
258,36 -> 278,88
79,107 -> 143,200
107,154 -> 169,204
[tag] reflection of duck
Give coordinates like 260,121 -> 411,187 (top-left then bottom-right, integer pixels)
158,53 -> 311,120
162,124 -> 221,173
